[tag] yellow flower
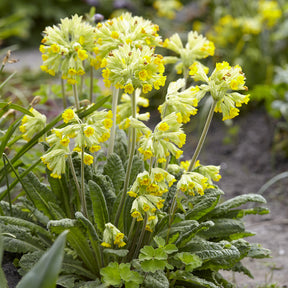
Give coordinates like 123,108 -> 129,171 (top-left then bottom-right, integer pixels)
158,122 -> 169,132
111,31 -> 119,39
83,154 -> 94,165
139,69 -> 148,81
84,126 -> 95,137
77,49 -> 88,61
62,109 -> 75,123
124,83 -> 134,94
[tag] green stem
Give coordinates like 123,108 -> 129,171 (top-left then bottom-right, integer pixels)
81,149 -> 88,217
133,215 -> 147,259
166,191 -> 178,244
68,155 -> 81,206
73,83 -> 80,110
2,155 -> 12,216
188,99 -> 216,172
90,67 -> 94,103
107,87 -> 119,156
182,67 -> 189,91
114,91 -> 136,227
61,78 -> 67,109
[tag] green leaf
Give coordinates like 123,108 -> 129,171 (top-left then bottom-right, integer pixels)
48,218 -> 98,275
139,246 -> 168,273
163,244 -> 178,254
20,170 -> 60,219
92,174 -> 116,214
247,243 -> 271,259
0,229 -> 8,288
169,270 -> 219,288
143,271 -> 169,288
101,262 -> 143,288
16,230 -> 68,288
204,194 -> 267,219
103,153 -> 125,195
198,218 -> 246,240
103,248 -> 129,257
186,187 -> 224,220
114,128 -> 128,164
88,180 -> 109,233
0,102 -> 34,116
0,216 -> 52,240
153,236 -> 165,247
231,262 -> 254,279
177,221 -> 214,248
101,262 -> 122,286
175,252 -> 202,272
0,118 -> 21,160
128,155 -> 144,186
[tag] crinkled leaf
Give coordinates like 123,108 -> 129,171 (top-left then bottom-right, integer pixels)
103,153 -> 125,195
169,270 -> 219,288
88,180 -> 109,233
186,187 -> 224,220
247,243 -> 271,259
144,271 -> 169,288
205,194 -> 267,219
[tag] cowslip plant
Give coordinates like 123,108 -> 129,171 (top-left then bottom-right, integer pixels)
0,11 -> 271,288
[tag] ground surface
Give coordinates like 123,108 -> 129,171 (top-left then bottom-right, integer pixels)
2,49 -> 288,287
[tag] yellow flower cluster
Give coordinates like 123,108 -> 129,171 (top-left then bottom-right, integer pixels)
101,223 -> 126,248
158,78 -> 206,124
40,15 -> 95,84
137,113 -> 186,163
177,171 -> 208,196
189,61 -> 250,121
181,160 -> 221,187
41,108 -> 112,178
153,0 -> 183,20
19,108 -> 46,142
128,168 -> 176,231
101,44 -> 166,94
92,12 -> 161,65
162,31 -> 215,74
258,0 -> 282,28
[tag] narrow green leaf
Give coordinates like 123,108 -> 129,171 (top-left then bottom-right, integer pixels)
89,180 -> 109,233
0,72 -> 16,90
0,102 -> 34,116
0,118 -> 21,160
16,230 -> 68,288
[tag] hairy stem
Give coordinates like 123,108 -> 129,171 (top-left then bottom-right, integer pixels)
81,149 -> 88,217
188,99 -> 216,172
68,155 -> 81,206
61,78 -> 67,109
90,66 -> 94,103
107,87 -> 119,156
73,83 -> 80,110
114,91 -> 136,227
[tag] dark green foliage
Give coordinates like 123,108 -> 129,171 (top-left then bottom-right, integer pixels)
103,153 -> 125,195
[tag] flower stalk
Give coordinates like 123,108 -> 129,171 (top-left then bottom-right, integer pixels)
114,91 -> 136,227
107,87 -> 119,156
188,99 -> 217,172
